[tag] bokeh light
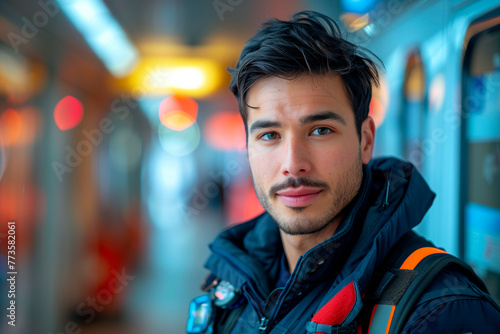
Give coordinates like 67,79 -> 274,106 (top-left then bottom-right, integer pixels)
0,108 -> 22,146
152,67 -> 205,90
340,13 -> 370,32
369,97 -> 386,128
54,95 -> 84,130
158,94 -> 198,131
0,45 -> 29,102
158,122 -> 200,157
0,48 -> 47,104
144,144 -> 197,229
58,0 -> 139,77
429,74 -> 446,112
369,74 -> 389,128
203,111 -> 246,151
227,178 -> 265,225
404,53 -> 425,102
0,183 -> 47,226
341,0 -> 376,14
124,57 -> 225,98
0,107 -> 43,147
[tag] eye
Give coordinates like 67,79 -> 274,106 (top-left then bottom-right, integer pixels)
311,127 -> 332,136
260,132 -> 279,141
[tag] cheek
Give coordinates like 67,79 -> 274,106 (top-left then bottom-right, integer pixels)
315,144 -> 359,175
249,153 -> 278,186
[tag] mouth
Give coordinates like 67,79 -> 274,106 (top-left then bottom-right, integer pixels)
276,186 -> 323,207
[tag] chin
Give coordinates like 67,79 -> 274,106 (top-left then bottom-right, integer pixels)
275,213 -> 333,236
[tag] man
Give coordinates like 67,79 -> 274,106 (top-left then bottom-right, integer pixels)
190,11 -> 500,333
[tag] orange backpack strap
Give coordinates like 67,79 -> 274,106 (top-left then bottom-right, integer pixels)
366,247 -> 446,334
363,235 -> 489,334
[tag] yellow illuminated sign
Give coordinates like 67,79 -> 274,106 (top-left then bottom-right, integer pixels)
123,57 -> 225,98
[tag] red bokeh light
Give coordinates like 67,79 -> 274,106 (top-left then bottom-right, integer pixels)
54,95 -> 84,130
158,94 -> 198,131
203,111 -> 246,151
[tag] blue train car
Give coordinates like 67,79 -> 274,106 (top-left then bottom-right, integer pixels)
358,0 -> 500,300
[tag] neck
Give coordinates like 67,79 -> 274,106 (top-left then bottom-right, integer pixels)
281,215 -> 343,273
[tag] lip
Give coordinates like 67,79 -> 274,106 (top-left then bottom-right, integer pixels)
276,187 -> 322,207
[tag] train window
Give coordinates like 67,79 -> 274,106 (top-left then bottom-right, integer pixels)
401,51 -> 426,171
462,17 -> 500,303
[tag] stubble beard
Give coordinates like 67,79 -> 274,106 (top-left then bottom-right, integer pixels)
254,153 -> 363,236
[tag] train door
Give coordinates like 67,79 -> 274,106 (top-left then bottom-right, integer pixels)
461,12 -> 500,303
401,51 -> 427,171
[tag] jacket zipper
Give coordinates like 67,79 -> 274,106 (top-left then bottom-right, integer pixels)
241,285 -> 266,320
253,221 -> 355,332
258,317 -> 269,332
257,255 -> 304,333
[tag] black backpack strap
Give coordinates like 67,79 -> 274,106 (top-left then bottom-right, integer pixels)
362,232 -> 491,334
388,253 -> 489,333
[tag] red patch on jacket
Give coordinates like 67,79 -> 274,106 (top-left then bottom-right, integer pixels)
311,281 -> 356,328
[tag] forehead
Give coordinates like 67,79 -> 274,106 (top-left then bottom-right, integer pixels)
246,74 -> 354,123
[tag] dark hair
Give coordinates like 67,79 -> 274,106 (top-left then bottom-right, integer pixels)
228,11 -> 381,139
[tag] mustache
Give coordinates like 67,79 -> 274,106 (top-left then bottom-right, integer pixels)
269,177 -> 330,196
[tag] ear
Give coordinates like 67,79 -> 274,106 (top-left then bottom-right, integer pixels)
360,116 -> 375,164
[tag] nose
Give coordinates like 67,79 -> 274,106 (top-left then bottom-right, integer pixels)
280,136 -> 311,177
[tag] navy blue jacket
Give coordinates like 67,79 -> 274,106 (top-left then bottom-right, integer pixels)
203,158 -> 500,333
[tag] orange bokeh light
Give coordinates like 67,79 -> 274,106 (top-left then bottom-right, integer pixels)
203,111 -> 246,151
0,109 -> 22,146
159,94 -> 198,131
368,75 -> 389,128
0,184 -> 46,225
54,95 -> 84,130
369,97 -> 386,128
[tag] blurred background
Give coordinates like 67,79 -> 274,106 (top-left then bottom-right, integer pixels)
0,0 -> 499,333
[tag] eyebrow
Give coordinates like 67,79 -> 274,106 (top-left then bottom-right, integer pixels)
299,111 -> 347,126
249,120 -> 282,134
248,110 -> 347,134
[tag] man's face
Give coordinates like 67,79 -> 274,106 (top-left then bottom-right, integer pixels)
246,74 -> 374,236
